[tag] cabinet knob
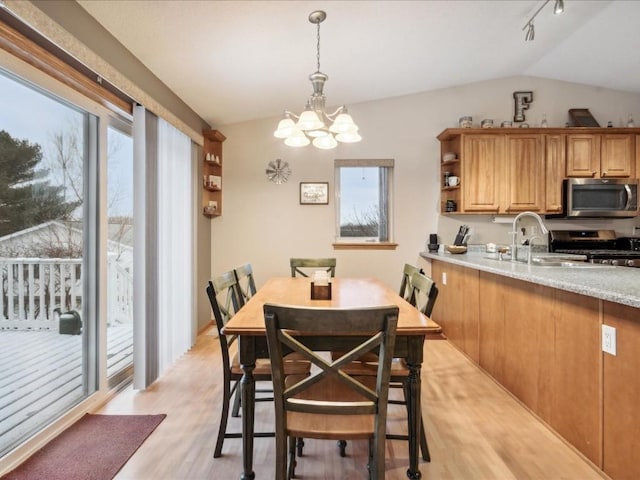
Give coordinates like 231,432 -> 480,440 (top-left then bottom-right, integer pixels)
591,171 -> 597,177
602,171 -> 608,177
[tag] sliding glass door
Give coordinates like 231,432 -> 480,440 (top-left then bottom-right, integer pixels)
106,122 -> 134,388
0,68 -> 98,456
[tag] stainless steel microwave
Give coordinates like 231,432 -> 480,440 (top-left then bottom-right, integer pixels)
560,178 -> 639,218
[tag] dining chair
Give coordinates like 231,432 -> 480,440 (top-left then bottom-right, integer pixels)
334,270 -> 439,461
233,263 -> 257,307
398,263 -> 424,302
206,272 -> 311,458
264,303 -> 398,480
289,257 -> 336,278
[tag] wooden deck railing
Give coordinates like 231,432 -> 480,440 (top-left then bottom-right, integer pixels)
0,257 -> 133,330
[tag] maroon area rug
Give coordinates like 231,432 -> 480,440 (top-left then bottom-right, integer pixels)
2,414 -> 166,480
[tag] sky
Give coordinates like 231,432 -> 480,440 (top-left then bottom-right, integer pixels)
0,69 -> 133,218
340,166 -> 379,225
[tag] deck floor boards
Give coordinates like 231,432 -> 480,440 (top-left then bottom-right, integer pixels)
0,325 -> 132,454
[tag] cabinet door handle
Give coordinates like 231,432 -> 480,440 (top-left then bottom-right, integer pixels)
602,171 -> 608,177
591,171 -> 597,177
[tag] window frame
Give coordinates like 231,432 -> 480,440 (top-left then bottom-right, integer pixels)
333,158 -> 397,250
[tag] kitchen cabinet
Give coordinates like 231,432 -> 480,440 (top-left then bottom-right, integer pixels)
461,133 -> 503,213
438,128 -> 640,216
437,129 -> 545,214
430,262 -> 479,364
603,302 -> 640,480
503,133 -> 545,213
202,129 -> 225,217
431,260 -> 602,465
566,133 -> 635,178
544,134 -> 566,214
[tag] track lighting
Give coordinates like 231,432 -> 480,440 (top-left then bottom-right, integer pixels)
554,0 -> 564,15
522,0 -> 565,42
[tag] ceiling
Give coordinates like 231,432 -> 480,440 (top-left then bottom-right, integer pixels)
76,0 -> 640,128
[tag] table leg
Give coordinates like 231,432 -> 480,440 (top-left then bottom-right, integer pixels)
240,361 -> 256,480
406,359 -> 422,480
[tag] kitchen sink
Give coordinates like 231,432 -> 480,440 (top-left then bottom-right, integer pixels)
483,254 -> 616,268
529,257 -> 615,268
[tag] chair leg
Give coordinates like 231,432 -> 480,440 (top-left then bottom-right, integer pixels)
419,416 -> 430,462
403,381 -> 431,462
296,437 -> 304,457
214,380 -> 232,458
231,382 -> 241,417
337,439 -> 347,457
288,436 -> 297,479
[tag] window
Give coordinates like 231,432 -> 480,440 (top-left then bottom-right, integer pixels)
334,159 -> 394,244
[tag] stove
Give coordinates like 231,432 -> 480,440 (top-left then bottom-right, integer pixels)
549,230 -> 640,267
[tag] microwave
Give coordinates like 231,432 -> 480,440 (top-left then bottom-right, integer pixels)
557,178 -> 639,218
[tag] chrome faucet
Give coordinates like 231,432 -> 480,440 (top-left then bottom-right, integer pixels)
510,211 -> 549,263
526,235 -> 543,265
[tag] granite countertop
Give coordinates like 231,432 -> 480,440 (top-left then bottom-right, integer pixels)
421,250 -> 640,309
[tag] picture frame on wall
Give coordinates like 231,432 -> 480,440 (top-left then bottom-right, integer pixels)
300,182 -> 329,205
568,108 -> 600,127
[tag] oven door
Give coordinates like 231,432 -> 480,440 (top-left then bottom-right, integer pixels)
566,178 -> 639,218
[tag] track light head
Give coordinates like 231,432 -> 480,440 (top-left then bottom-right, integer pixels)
554,0 -> 564,15
525,22 -> 535,41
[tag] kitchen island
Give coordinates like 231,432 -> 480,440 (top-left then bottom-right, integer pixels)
420,250 -> 639,480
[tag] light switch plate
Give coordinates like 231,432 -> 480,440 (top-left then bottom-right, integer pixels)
602,324 -> 617,356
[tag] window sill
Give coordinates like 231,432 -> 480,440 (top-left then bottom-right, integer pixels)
332,242 -> 398,250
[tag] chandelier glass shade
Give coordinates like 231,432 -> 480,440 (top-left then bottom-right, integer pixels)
273,10 -> 361,150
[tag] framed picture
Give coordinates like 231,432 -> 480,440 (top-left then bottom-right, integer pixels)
569,108 -> 600,127
300,182 -> 329,205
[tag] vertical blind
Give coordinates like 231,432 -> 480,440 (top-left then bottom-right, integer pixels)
133,107 -> 195,388
157,118 -> 194,375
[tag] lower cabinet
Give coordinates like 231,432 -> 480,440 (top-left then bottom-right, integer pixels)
430,262 -> 479,363
603,302 -> 640,480
431,261 -> 604,467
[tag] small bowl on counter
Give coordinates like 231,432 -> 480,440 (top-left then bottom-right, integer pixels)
446,245 -> 468,254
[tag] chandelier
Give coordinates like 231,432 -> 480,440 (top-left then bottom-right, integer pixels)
273,10 -> 361,150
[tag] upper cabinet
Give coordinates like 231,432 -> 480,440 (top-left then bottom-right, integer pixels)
202,129 -> 226,217
438,128 -> 640,215
439,129 -> 545,214
566,133 -> 635,178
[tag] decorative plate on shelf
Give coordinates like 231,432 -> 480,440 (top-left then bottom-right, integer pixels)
266,159 -> 291,184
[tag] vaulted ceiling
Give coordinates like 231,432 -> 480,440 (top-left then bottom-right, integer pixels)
77,0 -> 640,128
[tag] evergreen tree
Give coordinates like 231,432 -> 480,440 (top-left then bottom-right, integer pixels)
0,130 -> 79,237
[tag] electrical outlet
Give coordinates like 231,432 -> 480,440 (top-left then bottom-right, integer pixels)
602,325 -> 617,356
441,272 -> 447,286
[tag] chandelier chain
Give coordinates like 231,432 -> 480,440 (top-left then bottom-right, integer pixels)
316,21 -> 321,72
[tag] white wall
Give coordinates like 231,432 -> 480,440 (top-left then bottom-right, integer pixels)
212,76 -> 640,290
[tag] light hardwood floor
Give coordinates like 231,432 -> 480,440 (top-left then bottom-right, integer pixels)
98,331 -> 609,480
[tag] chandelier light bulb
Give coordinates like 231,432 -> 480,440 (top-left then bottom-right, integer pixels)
297,108 -> 324,131
329,112 -> 359,134
306,128 -> 329,138
284,128 -> 311,147
273,116 -> 296,138
312,134 -> 338,149
336,131 -> 362,143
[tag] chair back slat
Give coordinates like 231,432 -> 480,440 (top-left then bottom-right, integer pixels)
399,263 -> 424,302
408,271 -> 439,317
264,303 -> 397,414
233,263 -> 257,307
206,271 -> 242,369
290,258 -> 336,278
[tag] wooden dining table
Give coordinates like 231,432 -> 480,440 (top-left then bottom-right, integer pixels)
221,276 -> 440,480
